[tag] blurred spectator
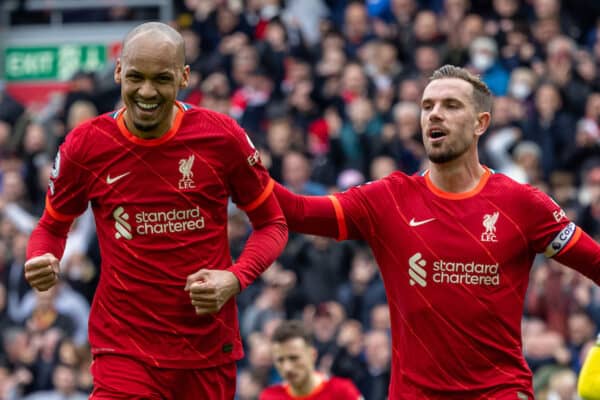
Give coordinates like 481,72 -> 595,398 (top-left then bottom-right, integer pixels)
369,155 -> 398,181
445,13 -> 485,67
522,317 -> 571,373
567,311 -> 597,373
546,368 -> 578,400
285,234 -> 353,307
468,36 -> 509,95
577,163 -> 600,241
16,283 -> 90,347
23,363 -> 88,400
281,151 -> 327,195
370,304 -> 391,332
545,35 -> 591,116
522,81 -> 576,179
506,67 -> 537,119
265,117 -> 294,182
337,247 -> 387,328
330,97 -> 382,177
358,330 -> 390,400
332,319 -> 365,381
342,2 -> 375,58
0,89 -> 25,127
376,101 -> 424,174
236,368 -> 264,400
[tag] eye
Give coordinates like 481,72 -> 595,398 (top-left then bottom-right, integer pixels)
127,75 -> 142,83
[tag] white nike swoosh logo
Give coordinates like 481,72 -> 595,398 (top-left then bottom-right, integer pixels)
409,217 -> 436,227
106,172 -> 131,184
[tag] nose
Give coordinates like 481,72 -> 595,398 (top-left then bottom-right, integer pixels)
138,80 -> 158,98
428,103 -> 443,122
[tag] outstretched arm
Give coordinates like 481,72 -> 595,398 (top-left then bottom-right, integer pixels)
578,335 -> 600,400
273,181 -> 360,240
553,229 -> 600,285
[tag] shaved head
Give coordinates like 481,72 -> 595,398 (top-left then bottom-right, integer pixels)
122,22 -> 185,66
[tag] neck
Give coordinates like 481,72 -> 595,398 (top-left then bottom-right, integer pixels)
291,372 -> 323,396
428,155 -> 486,193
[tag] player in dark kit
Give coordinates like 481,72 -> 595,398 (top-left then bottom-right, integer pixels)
260,320 -> 363,400
273,65 -> 600,399
23,22 -> 287,400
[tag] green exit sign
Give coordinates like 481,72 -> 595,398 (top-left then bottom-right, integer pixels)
4,44 -> 107,82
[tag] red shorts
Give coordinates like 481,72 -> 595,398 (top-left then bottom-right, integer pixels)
90,354 -> 236,400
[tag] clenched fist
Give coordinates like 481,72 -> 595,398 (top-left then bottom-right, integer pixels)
24,253 -> 60,291
184,269 -> 240,315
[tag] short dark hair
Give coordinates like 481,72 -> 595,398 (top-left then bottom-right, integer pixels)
272,320 -> 313,345
429,65 -> 493,113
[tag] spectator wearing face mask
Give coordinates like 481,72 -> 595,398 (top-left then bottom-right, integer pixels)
507,67 -> 538,120
468,36 -> 510,96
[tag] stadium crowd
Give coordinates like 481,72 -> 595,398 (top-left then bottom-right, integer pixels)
1,0 -> 600,398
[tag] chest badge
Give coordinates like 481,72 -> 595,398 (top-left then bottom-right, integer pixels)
481,211 -> 499,242
178,155 -> 196,190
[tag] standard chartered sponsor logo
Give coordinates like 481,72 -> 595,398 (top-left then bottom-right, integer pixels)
113,206 -> 205,239
113,206 -> 132,239
409,253 -> 427,287
408,252 -> 500,287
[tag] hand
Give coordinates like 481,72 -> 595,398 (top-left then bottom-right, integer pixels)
184,269 -> 240,315
24,253 -> 60,291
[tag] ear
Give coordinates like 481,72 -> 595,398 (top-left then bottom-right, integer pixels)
474,111 -> 491,138
114,58 -> 122,84
180,65 -> 191,89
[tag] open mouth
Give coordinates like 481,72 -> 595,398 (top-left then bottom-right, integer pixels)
428,127 -> 447,141
430,130 -> 444,138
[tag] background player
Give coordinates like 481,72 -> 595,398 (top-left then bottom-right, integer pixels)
260,320 -> 363,400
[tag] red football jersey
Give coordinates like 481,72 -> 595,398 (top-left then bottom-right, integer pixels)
46,102 -> 272,368
331,167 -> 582,399
260,376 -> 363,400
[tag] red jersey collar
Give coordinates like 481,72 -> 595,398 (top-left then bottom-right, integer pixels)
424,166 -> 492,200
116,101 -> 185,146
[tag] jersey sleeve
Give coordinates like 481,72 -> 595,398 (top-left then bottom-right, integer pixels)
46,126 -> 92,222
334,178 -> 391,241
222,120 -> 273,211
520,185 -> 580,257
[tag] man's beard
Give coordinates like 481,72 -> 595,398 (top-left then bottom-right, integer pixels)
134,120 -> 160,132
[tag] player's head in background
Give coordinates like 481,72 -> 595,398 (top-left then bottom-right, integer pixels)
114,22 -> 190,139
420,65 -> 492,164
271,320 -> 320,395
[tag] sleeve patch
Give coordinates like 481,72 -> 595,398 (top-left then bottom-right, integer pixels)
544,222 -> 576,257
